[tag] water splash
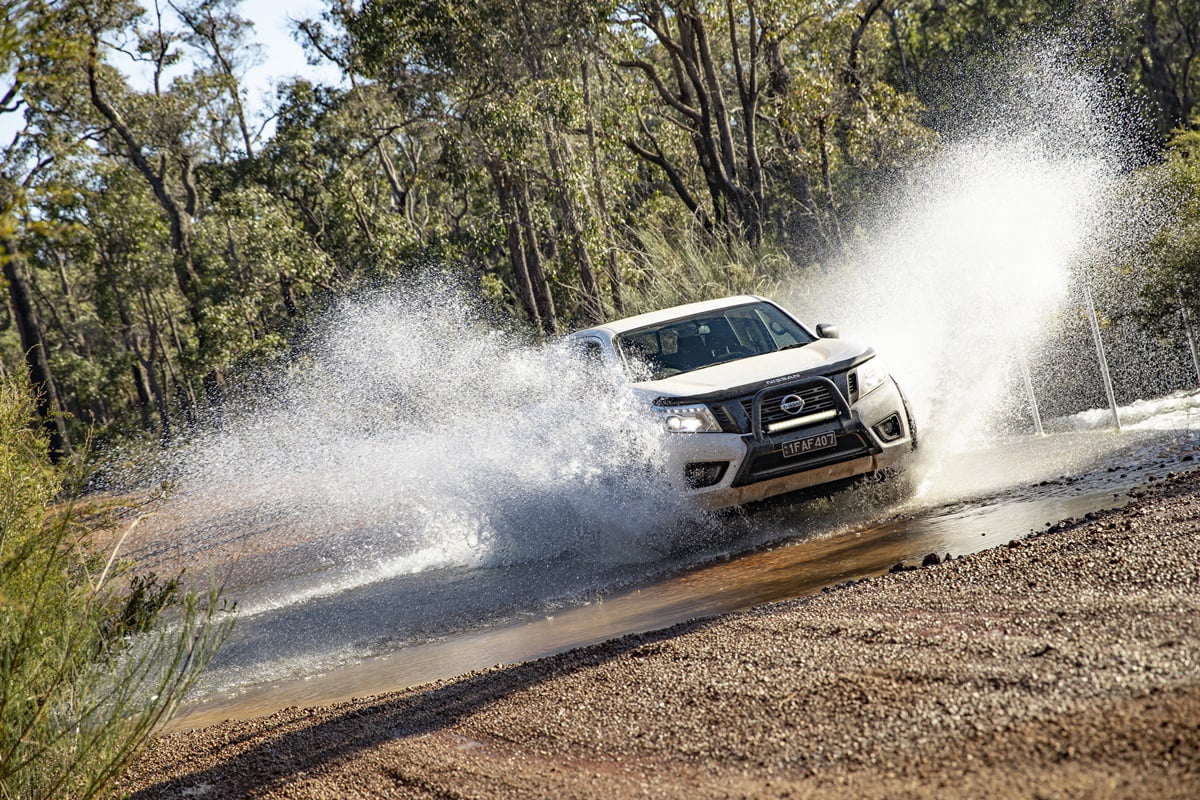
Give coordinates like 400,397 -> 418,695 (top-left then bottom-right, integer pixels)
127,280 -> 708,614
786,39 -> 1151,463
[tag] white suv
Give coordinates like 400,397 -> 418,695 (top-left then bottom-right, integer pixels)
567,295 -> 916,508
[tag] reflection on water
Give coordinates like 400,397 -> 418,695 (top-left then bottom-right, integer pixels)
169,431 -> 1180,731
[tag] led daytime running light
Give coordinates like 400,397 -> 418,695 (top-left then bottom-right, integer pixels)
766,409 -> 838,433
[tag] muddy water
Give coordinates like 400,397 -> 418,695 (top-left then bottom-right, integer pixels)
159,428 -> 1200,732
166,471 -> 1146,732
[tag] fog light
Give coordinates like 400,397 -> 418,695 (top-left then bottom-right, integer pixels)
873,413 -> 904,443
684,461 -> 728,488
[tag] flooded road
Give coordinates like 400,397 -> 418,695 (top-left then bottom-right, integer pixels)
165,428 -> 1196,731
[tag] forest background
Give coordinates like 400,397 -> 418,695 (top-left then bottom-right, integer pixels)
2,0 -> 1200,455
8,3 -> 1200,797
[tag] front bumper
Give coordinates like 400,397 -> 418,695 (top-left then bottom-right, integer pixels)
660,375 -> 914,509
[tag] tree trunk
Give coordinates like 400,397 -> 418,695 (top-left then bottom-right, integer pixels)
110,279 -> 155,430
490,162 -> 542,330
816,117 -> 843,249
582,61 -> 624,316
618,1 -> 769,247
2,239 -> 71,459
1140,0 -> 1188,129
279,273 -> 299,317
544,129 -> 602,324
137,288 -> 172,438
106,273 -> 167,435
85,45 -> 207,338
516,172 -> 558,335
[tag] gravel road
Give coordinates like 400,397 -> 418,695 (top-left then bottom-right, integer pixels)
118,469 -> 1200,799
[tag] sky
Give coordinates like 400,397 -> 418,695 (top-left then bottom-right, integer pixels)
237,0 -> 345,114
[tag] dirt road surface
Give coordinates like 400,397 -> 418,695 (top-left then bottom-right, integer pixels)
118,471 -> 1200,799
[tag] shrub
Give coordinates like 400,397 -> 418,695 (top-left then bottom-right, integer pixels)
0,377 -> 231,800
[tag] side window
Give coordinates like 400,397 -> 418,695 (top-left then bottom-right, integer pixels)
579,339 -> 604,364
616,331 -> 668,379
752,305 -> 813,349
622,331 -> 661,360
760,312 -> 803,348
569,337 -> 606,365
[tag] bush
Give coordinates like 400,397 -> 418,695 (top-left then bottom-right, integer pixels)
0,376 -> 231,800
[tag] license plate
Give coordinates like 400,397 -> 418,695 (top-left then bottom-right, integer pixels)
782,432 -> 837,458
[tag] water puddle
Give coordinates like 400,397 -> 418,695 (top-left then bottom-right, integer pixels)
165,461 -> 1157,732
158,424 -> 1200,731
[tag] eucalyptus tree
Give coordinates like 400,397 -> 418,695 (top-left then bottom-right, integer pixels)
1126,0 -> 1200,136
258,75 -> 453,290
64,0 -> 211,342
351,0 -> 620,332
609,0 -> 931,256
610,0 -> 771,245
171,0 -> 263,160
41,1 -> 301,386
877,0 -> 1069,95
3,0 -> 201,438
269,2 -> 504,303
878,0 -> 1200,143
1142,130 -> 1200,334
1,0 -> 76,456
3,0 -> 333,436
19,159 -> 182,438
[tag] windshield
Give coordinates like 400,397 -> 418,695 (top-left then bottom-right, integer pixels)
614,301 -> 816,380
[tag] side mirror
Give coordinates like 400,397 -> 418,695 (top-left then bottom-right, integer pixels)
815,323 -> 840,339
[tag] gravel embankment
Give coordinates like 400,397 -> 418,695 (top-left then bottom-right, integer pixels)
119,471 -> 1200,799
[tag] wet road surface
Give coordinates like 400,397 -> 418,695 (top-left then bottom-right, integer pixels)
166,429 -> 1197,730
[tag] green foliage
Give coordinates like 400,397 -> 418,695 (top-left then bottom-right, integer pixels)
2,0 -> 1200,444
99,572 -> 180,642
0,376 -> 232,800
884,0 -> 1073,86
1141,128 -> 1200,333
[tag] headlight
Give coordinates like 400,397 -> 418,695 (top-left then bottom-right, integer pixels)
658,404 -> 722,433
855,358 -> 890,398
